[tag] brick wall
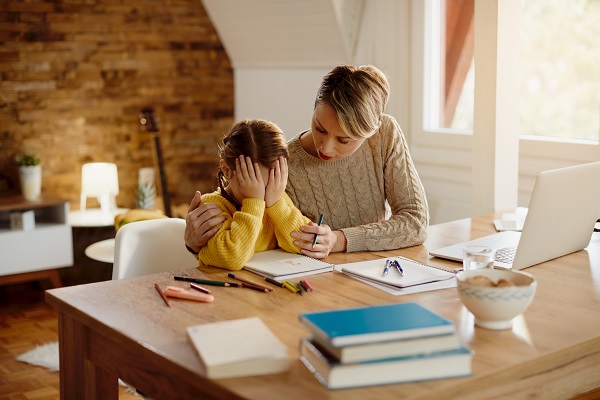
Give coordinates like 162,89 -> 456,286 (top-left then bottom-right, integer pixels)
0,0 -> 234,213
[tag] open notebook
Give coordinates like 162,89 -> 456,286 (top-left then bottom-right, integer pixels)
243,249 -> 334,281
340,257 -> 455,289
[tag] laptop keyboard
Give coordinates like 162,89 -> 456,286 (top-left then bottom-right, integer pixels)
496,247 -> 517,264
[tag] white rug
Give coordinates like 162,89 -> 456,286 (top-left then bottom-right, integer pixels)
16,342 -> 60,371
17,342 -> 141,395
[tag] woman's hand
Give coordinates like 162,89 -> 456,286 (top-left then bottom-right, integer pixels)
235,155 -> 265,201
184,190 -> 226,252
265,157 -> 288,208
291,222 -> 348,258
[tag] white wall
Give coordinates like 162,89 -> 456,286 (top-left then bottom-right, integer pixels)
234,0 -> 411,140
234,68 -> 329,139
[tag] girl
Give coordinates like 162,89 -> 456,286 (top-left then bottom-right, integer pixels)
198,119 -> 312,270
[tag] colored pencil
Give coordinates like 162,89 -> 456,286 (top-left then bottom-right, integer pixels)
174,276 -> 241,287
154,283 -> 171,307
227,273 -> 273,291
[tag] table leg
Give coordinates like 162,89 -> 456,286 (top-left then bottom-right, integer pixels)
58,312 -> 118,399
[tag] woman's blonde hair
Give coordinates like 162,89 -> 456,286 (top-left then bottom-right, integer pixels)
315,65 -> 390,139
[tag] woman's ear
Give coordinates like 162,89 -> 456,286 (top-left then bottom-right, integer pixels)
220,159 -> 232,179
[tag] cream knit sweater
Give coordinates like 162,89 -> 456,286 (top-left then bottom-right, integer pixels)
286,114 -> 429,252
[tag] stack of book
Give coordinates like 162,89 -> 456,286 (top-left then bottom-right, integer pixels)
298,302 -> 471,389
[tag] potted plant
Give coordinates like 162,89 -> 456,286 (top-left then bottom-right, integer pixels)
15,152 -> 42,201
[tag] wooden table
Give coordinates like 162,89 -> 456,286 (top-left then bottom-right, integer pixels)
45,213 -> 600,399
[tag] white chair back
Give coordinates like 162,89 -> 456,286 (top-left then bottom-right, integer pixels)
112,218 -> 197,280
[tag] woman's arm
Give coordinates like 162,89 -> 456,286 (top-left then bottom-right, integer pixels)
184,191 -> 226,254
339,118 -> 429,251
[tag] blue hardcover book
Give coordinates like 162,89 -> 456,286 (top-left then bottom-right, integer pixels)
299,338 -> 471,389
299,302 -> 455,347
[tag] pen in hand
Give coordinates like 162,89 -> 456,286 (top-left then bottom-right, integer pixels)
312,214 -> 324,249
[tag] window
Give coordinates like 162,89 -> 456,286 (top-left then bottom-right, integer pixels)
426,0 -> 600,142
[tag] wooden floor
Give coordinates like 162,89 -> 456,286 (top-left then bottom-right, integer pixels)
2,273 -> 599,400
0,272 -> 139,399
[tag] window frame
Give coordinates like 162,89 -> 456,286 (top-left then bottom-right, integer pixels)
410,0 -> 600,163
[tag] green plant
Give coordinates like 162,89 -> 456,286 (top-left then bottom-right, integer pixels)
135,181 -> 156,209
15,153 -> 41,167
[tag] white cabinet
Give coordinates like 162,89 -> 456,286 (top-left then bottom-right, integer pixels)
0,196 -> 73,284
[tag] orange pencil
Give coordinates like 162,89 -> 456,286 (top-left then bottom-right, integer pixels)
154,283 -> 171,307
227,273 -> 273,292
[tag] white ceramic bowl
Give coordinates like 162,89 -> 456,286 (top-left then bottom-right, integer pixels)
456,268 -> 537,330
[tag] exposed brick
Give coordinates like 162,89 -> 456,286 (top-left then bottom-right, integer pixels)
0,0 -> 233,208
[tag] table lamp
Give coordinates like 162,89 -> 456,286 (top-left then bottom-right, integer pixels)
80,162 -> 119,215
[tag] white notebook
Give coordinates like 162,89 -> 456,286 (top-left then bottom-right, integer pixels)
186,317 -> 290,379
340,257 -> 455,289
244,249 -> 334,282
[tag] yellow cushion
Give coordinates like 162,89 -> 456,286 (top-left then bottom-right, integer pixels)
114,209 -> 167,231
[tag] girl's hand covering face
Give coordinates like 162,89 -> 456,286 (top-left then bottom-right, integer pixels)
234,155 -> 265,201
265,157 -> 288,208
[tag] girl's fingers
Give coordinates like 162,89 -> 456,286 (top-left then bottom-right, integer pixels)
252,160 -> 263,184
280,157 -> 288,183
238,155 -> 250,180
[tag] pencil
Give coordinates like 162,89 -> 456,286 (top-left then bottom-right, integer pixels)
298,280 -> 310,293
227,273 -> 273,291
312,214 -> 324,249
265,277 -> 284,287
282,280 -> 298,293
297,281 -> 306,295
154,283 -> 171,307
301,279 -> 314,291
241,283 -> 270,293
174,276 -> 241,287
189,282 -> 212,294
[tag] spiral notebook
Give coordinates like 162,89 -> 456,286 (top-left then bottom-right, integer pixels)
244,249 -> 334,282
340,257 -> 455,289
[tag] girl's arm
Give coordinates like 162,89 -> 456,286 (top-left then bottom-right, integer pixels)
265,193 -> 311,253
198,196 -> 265,270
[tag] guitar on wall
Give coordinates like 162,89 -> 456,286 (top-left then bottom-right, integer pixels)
138,108 -> 172,217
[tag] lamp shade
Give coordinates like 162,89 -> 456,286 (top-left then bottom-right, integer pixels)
81,163 -> 119,196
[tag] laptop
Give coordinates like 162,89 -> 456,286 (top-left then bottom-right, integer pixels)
429,161 -> 600,270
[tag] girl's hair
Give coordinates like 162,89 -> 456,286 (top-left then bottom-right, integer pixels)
217,119 -> 288,199
315,64 -> 390,140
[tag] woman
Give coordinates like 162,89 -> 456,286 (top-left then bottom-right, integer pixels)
185,65 -> 429,259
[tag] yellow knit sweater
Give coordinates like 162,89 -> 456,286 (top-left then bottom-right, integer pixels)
198,190 -> 312,271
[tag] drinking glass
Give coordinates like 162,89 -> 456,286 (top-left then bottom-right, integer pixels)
463,245 -> 496,271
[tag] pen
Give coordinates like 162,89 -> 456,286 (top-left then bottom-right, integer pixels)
228,273 -> 273,292
154,283 -> 171,307
312,214 -> 324,249
189,283 -> 212,294
174,276 -> 241,287
382,260 -> 391,276
265,277 -> 284,287
394,260 -> 405,276
282,280 -> 298,293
